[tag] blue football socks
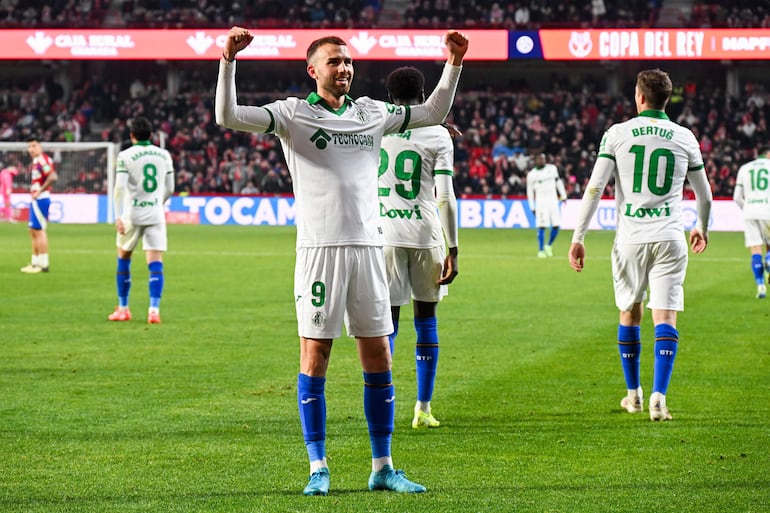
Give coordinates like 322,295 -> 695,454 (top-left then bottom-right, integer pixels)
548,226 -> 560,246
752,254 -> 764,285
653,324 -> 679,395
116,257 -> 131,307
414,317 -> 439,403
388,320 -> 399,357
298,373 -> 326,464
537,228 -> 545,251
363,371 -> 394,460
618,324 -> 641,390
148,261 -> 163,309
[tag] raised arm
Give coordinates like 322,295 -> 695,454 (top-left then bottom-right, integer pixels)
407,31 -> 468,129
215,27 -> 274,133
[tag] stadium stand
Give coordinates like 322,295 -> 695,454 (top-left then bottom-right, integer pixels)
2,65 -> 762,199
5,0 -> 770,197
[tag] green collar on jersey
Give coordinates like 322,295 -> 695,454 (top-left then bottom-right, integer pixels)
638,110 -> 669,120
307,92 -> 354,115
133,140 -> 151,146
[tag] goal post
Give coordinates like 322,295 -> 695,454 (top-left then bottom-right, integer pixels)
0,141 -> 119,222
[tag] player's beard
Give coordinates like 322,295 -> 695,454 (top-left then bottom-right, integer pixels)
324,73 -> 352,98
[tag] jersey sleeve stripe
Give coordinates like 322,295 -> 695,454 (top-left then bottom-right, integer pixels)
263,107 -> 275,134
398,105 -> 411,133
688,164 -> 705,171
433,169 -> 454,176
598,153 -> 615,161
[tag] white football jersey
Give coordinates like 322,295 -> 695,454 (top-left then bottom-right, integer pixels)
734,157 -> 770,220
379,125 -> 453,249
264,93 -> 411,248
599,110 -> 704,244
526,163 -> 565,209
115,141 -> 174,225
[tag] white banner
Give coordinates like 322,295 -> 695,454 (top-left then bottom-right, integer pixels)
8,193 -> 100,223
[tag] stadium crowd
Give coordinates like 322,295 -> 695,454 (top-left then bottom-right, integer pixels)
2,68 -> 765,200
4,0 -> 770,199
3,0 -> 770,29
0,0 -> 678,29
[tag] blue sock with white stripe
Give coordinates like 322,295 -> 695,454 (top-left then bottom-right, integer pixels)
298,373 -> 326,465
618,325 -> 641,390
116,257 -> 131,308
653,324 -> 679,395
415,317 -> 439,403
148,261 -> 163,309
363,371 -> 393,460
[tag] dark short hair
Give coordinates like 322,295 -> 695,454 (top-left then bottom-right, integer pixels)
306,36 -> 347,63
129,117 -> 152,141
636,69 -> 672,110
386,67 -> 425,104
26,135 -> 40,143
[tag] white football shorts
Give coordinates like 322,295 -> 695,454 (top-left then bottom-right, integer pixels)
117,222 -> 168,252
743,219 -> 770,247
294,246 -> 393,339
384,245 -> 447,305
535,201 -> 562,228
611,239 -> 688,312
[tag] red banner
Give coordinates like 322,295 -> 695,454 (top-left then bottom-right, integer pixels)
540,29 -> 770,60
0,29 -> 508,60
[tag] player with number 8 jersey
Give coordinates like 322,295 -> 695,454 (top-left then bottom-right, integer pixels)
108,117 -> 174,324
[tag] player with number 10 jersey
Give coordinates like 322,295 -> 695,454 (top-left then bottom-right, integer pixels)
599,111 -> 704,244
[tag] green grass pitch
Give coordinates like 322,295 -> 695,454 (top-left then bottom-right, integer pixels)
1,223 -> 768,512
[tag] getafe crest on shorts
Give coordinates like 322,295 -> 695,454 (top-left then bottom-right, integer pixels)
311,311 -> 326,329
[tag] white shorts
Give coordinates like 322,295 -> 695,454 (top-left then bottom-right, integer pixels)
743,219 -> 770,247
535,202 -> 562,228
611,239 -> 688,312
294,246 -> 393,339
384,245 -> 447,306
117,222 -> 168,252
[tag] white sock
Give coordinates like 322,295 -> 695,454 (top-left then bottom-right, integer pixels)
31,254 -> 39,266
416,400 -> 431,414
372,456 -> 392,472
309,458 -> 327,474
39,253 -> 49,268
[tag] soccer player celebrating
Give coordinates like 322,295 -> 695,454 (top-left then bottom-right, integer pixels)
379,66 -> 459,430
733,149 -> 770,298
568,69 -> 712,422
108,117 -> 174,324
20,136 -> 57,273
216,27 -> 468,495
527,153 -> 566,258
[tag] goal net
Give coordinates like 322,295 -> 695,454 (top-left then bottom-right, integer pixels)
0,141 -> 119,220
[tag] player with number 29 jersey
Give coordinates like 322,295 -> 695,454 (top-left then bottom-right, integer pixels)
379,125 -> 455,249
114,141 -> 174,226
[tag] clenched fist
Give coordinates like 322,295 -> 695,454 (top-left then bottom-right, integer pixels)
444,30 -> 469,64
223,26 -> 254,61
